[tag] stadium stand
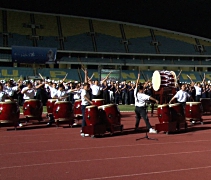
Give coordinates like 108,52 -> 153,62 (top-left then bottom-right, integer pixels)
7,11 -> 32,47
154,30 -> 198,54
61,17 -> 93,51
124,25 -> 156,53
93,20 -> 125,52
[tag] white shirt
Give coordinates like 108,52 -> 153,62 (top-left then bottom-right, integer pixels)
173,90 -> 190,102
53,90 -> 68,101
49,87 -> 58,98
91,84 -> 100,96
4,85 -> 18,96
0,91 -> 8,102
81,89 -> 90,105
21,87 -> 35,99
134,88 -> 150,107
194,85 -> 202,96
73,89 -> 81,100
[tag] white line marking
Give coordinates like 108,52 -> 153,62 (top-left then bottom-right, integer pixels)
0,149 -> 210,170
0,139 -> 210,155
83,165 -> 211,180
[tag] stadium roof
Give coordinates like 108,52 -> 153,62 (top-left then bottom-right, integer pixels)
1,0 -> 211,39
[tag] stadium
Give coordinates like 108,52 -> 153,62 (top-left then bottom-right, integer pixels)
1,1 -> 211,82
1,1 -> 211,180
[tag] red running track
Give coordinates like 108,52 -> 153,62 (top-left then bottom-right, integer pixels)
1,112 -> 211,180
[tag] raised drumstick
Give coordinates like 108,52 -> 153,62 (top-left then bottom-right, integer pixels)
38,73 -> 44,80
62,73 -> 68,82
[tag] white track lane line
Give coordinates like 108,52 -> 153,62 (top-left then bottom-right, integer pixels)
0,139 -> 211,155
83,165 -> 211,180
0,149 -> 211,170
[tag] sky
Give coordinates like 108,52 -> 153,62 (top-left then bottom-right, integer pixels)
1,0 -> 211,39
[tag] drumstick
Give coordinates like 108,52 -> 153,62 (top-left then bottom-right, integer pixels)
63,73 -> 68,81
147,74 -> 149,81
88,73 -> 94,80
38,73 -> 44,80
141,71 -> 147,81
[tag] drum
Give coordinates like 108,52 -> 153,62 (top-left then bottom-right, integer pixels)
23,99 -> 43,118
53,101 -> 73,121
169,103 -> 185,122
46,99 -> 57,114
0,101 -> 20,123
200,98 -> 211,113
157,104 -> 171,123
98,104 -> 121,125
92,99 -> 105,106
73,99 -> 82,116
185,102 -> 203,120
85,105 -> 99,126
152,70 -> 177,91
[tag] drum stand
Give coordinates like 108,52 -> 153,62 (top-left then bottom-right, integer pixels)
136,103 -> 158,141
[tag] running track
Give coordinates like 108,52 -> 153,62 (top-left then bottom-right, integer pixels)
0,112 -> 211,180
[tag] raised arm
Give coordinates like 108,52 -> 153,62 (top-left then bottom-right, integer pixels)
187,75 -> 194,86
135,73 -> 140,88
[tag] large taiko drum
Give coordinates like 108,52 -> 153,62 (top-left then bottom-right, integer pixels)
98,104 -> 121,125
169,103 -> 185,122
200,98 -> 211,113
53,101 -> 73,121
185,102 -> 203,120
23,99 -> 43,118
73,99 -> 82,117
85,105 -> 99,126
46,99 -> 57,114
152,70 -> 177,91
157,104 -> 171,123
0,101 -> 20,124
92,99 -> 105,106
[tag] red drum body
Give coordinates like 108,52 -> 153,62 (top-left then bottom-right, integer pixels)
53,101 -> 73,121
98,104 -> 121,125
46,99 -> 57,114
169,103 -> 185,122
85,105 -> 99,126
185,102 -> 202,120
0,101 -> 20,123
152,70 -> 177,91
92,99 -> 105,106
157,104 -> 171,123
23,99 -> 43,118
200,98 -> 211,113
73,99 -> 82,116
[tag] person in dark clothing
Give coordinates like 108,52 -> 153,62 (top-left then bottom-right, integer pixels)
36,80 -> 48,106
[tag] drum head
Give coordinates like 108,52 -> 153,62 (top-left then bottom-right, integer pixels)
169,103 -> 180,107
158,104 -> 168,108
152,71 -> 161,91
86,105 -> 97,109
170,71 -> 177,87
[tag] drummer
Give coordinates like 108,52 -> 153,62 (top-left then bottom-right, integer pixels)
134,73 -> 158,133
80,69 -> 93,137
21,81 -> 36,101
0,83 -> 14,102
169,84 -> 194,112
47,84 -> 73,126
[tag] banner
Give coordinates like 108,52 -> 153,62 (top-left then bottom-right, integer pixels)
101,69 -> 120,82
12,46 -> 57,64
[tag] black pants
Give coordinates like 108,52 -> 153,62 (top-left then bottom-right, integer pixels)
135,106 -> 152,129
178,101 -> 186,116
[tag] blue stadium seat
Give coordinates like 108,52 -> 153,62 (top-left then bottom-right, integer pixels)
37,36 -> 60,48
8,34 -> 32,47
95,34 -> 125,52
128,37 -> 156,53
156,36 -> 198,55
64,34 -> 93,51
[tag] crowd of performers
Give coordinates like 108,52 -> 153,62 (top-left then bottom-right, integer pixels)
0,69 -> 210,135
